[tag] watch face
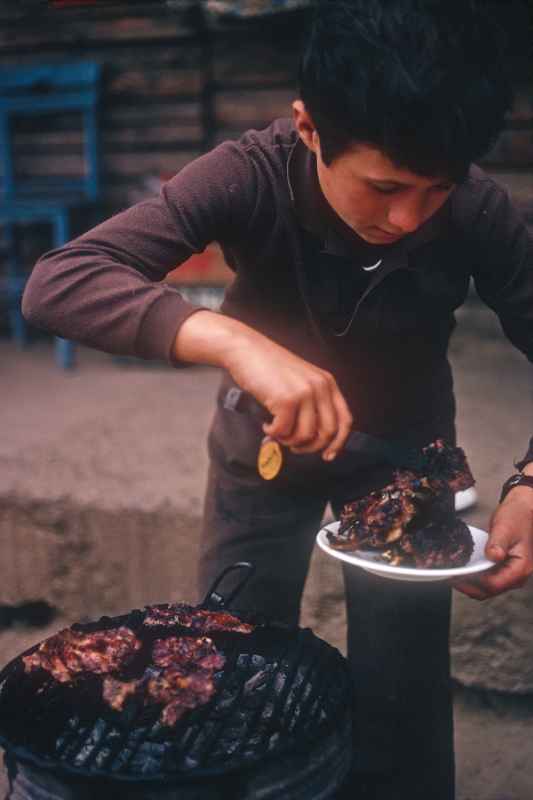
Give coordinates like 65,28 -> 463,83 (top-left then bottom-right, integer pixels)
500,474 -> 524,503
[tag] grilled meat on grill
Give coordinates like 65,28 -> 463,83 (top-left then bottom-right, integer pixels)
102,676 -> 140,711
23,619 -> 228,727
328,439 -> 475,568
144,604 -> 255,635
101,637 -> 225,723
99,636 -> 225,722
22,627 -> 142,683
147,665 -> 218,726
18,601 -> 275,730
153,635 -> 225,670
149,636 -> 225,724
0,607 -> 352,783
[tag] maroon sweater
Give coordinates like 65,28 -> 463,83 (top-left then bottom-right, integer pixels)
22,119 -> 533,456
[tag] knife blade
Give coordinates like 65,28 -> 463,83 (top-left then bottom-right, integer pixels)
343,430 -> 427,472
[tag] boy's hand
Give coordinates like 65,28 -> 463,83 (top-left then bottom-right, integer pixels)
453,485 -> 533,600
173,310 -> 353,461
227,332 -> 353,462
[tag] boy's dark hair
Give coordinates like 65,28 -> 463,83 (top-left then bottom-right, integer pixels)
299,0 -> 513,181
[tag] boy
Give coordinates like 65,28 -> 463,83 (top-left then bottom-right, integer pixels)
22,2 -> 533,797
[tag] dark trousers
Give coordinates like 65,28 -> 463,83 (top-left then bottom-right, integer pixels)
198,432 -> 455,800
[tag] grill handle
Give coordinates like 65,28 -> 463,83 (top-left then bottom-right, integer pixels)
202,562 -> 256,610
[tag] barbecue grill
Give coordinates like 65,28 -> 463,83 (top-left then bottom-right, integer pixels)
0,564 -> 353,799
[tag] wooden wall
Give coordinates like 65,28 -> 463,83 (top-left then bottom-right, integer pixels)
2,1 -> 532,215
0,0 -> 532,234
0,2 -> 302,217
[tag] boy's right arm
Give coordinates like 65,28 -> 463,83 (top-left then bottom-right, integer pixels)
23,140 -> 352,459
174,310 -> 352,461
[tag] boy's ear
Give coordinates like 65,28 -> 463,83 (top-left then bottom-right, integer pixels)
292,100 -> 320,154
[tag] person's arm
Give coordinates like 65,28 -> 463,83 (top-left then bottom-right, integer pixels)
454,460 -> 533,600
22,140 -> 253,362
453,177 -> 533,598
174,310 -> 353,460
23,138 -> 353,459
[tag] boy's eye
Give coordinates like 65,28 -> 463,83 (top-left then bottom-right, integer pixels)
370,183 -> 401,194
370,182 -> 454,194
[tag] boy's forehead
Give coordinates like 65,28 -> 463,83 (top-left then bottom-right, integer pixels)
335,142 -> 450,186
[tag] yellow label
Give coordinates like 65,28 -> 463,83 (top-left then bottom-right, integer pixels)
258,437 -> 283,480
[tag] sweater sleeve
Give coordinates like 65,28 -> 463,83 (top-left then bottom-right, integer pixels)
459,173 -> 533,470
22,140 -> 255,363
465,175 -> 533,362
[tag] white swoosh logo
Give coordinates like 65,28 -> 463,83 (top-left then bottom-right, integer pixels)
362,259 -> 382,272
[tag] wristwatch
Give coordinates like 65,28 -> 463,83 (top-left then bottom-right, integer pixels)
499,473 -> 533,503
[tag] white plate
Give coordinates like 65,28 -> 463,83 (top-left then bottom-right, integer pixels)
316,522 -> 495,582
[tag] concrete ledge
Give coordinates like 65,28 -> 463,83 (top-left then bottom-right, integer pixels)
0,495 -> 201,619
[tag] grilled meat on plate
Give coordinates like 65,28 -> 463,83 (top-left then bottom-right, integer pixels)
421,439 -> 474,492
328,439 -> 475,568
381,517 -> 474,568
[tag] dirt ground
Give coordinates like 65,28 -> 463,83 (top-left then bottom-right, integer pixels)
1,294 -> 533,798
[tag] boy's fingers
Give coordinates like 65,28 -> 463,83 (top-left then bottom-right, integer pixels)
452,580 -> 490,600
485,520 -> 517,561
453,553 -> 532,599
323,389 -> 353,461
285,397 -> 318,448
263,401 -> 297,441
292,381 -> 338,454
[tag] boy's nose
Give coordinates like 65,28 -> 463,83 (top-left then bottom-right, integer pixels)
387,195 -> 426,234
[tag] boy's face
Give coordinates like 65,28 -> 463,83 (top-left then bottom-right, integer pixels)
293,101 -> 455,245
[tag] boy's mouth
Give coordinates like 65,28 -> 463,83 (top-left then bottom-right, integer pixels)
370,227 -> 403,242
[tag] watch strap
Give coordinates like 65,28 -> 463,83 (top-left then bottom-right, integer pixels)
499,473 -> 533,503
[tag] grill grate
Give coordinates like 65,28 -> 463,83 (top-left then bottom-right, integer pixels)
0,607 -> 351,784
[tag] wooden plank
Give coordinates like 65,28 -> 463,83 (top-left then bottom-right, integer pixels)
103,46 -> 206,70
0,43 -> 205,70
216,89 -> 295,128
214,40 -> 299,87
0,31 -> 205,56
13,139 -> 204,157
13,155 -> 85,179
11,149 -> 200,180
43,2 -> 196,23
14,132 -> 85,149
106,101 -> 201,127
0,12 -> 199,49
13,112 -> 202,146
106,68 -> 204,99
0,1 -> 178,24
104,127 -> 204,147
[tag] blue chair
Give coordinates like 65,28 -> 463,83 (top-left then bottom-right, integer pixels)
0,62 -> 102,368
